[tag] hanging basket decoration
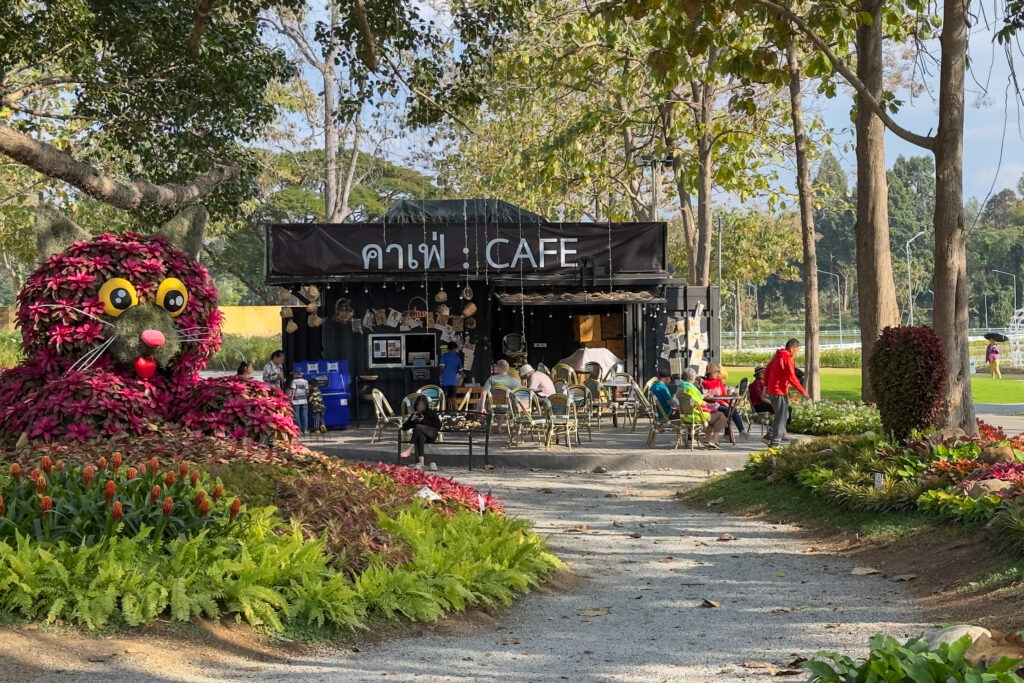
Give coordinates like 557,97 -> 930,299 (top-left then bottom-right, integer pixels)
451,315 -> 464,332
305,284 -> 320,300
333,297 -> 354,323
465,316 -> 477,330
434,289 -> 448,303
279,289 -> 292,302
462,285 -> 474,300
280,306 -> 293,319
308,313 -> 324,328
406,296 -> 429,319
305,301 -> 318,313
437,303 -> 450,317
285,320 -> 299,334
462,302 -> 478,318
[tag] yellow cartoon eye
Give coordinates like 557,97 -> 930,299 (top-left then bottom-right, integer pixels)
98,278 -> 138,317
156,278 -> 188,317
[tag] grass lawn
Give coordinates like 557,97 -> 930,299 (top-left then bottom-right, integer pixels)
680,469 -> 938,545
724,365 -> 1024,404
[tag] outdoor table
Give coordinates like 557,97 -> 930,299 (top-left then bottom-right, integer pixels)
600,381 -> 635,428
396,410 -> 492,470
704,394 -> 740,445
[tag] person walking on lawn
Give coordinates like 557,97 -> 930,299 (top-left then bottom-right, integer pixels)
987,341 -> 1002,379
763,338 -> 807,447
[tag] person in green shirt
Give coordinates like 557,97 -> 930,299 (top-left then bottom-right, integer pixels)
677,368 -> 727,449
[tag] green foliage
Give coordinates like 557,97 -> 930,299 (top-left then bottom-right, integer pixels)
869,326 -> 947,441
789,400 -> 881,435
990,499 -> 1024,556
0,331 -> 21,368
722,348 -> 861,368
807,633 -> 1024,682
208,334 -> 282,371
917,489 -> 1002,525
206,461 -> 301,509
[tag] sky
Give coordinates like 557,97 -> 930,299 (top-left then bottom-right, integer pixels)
810,19 -> 1024,201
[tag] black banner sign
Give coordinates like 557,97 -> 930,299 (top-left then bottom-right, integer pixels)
266,222 -> 666,280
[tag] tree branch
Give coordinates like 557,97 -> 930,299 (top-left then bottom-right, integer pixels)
750,0 -> 935,150
0,123 -> 239,209
187,0 -> 217,57
353,0 -> 380,71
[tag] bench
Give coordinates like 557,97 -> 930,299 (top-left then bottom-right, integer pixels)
396,410 -> 493,470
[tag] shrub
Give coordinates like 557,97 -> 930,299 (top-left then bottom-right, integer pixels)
0,457 -> 241,546
868,325 -> 947,441
207,334 -> 280,372
721,348 -> 861,368
807,633 -> 1024,681
916,489 -> 1003,524
789,400 -> 881,435
990,498 -> 1024,556
0,331 -> 21,369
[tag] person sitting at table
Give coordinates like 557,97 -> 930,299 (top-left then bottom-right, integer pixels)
749,365 -> 772,413
400,395 -> 441,470
520,364 -> 556,406
678,368 -> 728,449
650,369 -> 677,418
478,359 -> 522,412
702,363 -> 746,438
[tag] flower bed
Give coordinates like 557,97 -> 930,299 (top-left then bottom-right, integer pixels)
0,446 -> 560,635
788,399 -> 881,436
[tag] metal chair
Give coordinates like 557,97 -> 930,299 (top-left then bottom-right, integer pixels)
582,361 -> 605,381
547,393 -> 579,449
608,372 -> 636,427
370,389 -> 403,444
510,388 -> 549,447
678,393 -> 709,451
647,394 -> 682,448
416,384 -> 446,411
507,367 -> 521,382
565,384 -> 593,441
551,364 -> 579,390
486,386 -> 514,441
584,378 -> 613,431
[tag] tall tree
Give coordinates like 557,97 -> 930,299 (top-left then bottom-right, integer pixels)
786,39 -> 821,399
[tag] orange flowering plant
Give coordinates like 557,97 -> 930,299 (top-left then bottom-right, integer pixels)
0,454 -> 244,546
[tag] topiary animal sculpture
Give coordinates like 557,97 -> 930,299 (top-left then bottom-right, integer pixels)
0,206 -> 296,445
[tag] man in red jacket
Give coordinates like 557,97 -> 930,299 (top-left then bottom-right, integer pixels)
763,338 -> 808,447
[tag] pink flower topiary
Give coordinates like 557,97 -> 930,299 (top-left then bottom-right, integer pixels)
0,211 -> 295,446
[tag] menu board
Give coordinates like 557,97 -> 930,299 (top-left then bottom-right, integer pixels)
368,334 -> 404,368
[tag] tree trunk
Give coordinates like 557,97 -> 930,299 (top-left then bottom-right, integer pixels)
660,99 -> 698,279
692,71 -> 715,286
735,280 -> 743,351
933,0 -> 976,434
322,68 -> 340,222
853,0 -> 901,402
787,40 -> 821,400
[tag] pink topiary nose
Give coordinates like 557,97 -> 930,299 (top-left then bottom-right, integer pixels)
141,329 -> 166,348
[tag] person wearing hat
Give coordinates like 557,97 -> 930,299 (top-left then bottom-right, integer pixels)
520,363 -> 556,405
749,365 -> 772,414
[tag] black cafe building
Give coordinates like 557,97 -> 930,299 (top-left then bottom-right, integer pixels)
265,200 -> 719,423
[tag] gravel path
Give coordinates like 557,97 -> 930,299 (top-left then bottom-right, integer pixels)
19,469 -> 931,682
252,469 -> 928,682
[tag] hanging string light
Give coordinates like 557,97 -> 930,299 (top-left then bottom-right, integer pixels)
517,207 -> 526,342
422,197 -> 429,305
607,219 -> 614,293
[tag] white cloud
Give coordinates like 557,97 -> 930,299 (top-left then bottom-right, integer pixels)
969,162 -> 1024,195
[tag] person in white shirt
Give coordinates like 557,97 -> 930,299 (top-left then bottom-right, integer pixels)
479,359 -> 522,412
288,371 -> 309,435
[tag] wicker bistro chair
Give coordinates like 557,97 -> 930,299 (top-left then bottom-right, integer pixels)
486,386 -> 514,441
582,361 -> 605,381
584,378 -> 613,431
677,393 -> 710,451
371,389 -> 403,444
565,384 -> 594,441
416,384 -> 446,411
547,393 -> 579,449
627,386 -> 658,433
647,394 -> 683,448
510,388 -> 550,448
551,364 -> 579,392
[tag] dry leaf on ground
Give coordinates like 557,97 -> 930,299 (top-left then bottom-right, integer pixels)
891,574 -> 917,582
499,639 -> 520,645
612,520 -> 624,527
566,524 -> 588,533
716,533 -> 738,542
578,609 -> 608,617
699,599 -> 722,608
659,556 -> 674,562
629,532 -> 642,539
850,567 -> 879,576
706,497 -> 725,507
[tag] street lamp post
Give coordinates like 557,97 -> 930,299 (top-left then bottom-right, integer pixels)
993,269 -> 1018,317
905,231 -> 927,327
817,268 -> 842,346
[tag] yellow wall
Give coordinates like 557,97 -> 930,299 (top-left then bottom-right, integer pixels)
218,306 -> 281,337
0,305 -> 281,337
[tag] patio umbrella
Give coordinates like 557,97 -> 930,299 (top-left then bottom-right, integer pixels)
985,332 -> 1010,342
559,347 -> 623,376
